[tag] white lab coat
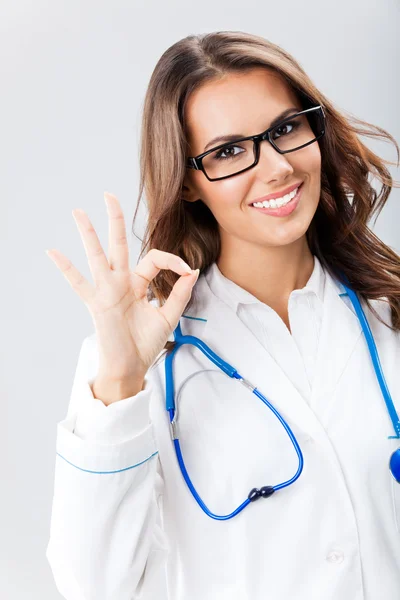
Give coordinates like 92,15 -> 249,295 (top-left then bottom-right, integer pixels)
46,262 -> 400,600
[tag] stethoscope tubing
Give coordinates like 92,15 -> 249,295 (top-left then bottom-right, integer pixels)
165,279 -> 400,520
342,283 -> 400,438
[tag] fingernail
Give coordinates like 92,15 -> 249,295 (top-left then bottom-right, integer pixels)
46,249 -> 55,260
180,260 -> 192,273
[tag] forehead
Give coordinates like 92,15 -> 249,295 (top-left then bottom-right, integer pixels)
184,68 -> 299,153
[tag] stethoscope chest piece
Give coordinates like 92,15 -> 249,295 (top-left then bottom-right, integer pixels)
389,448 -> 400,483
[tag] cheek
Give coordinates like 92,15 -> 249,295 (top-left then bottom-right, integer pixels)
201,178 -> 247,215
304,144 -> 322,176
306,149 -> 322,207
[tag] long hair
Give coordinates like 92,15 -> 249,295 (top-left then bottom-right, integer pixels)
132,30 -> 400,358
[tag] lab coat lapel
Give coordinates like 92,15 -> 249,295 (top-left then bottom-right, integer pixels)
309,271 -> 363,414
184,276 -> 322,435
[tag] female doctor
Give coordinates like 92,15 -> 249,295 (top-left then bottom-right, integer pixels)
45,31 -> 400,600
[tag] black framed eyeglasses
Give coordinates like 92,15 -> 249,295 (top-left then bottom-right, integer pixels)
186,105 -> 326,182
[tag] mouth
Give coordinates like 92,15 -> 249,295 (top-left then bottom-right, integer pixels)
249,182 -> 304,217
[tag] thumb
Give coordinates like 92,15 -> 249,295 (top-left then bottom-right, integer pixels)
159,269 -> 200,329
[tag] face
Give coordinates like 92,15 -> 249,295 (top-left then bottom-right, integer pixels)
182,68 -> 321,253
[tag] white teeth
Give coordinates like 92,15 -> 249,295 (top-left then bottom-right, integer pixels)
252,186 -> 299,209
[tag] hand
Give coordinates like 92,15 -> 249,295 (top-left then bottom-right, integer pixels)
46,192 -> 199,382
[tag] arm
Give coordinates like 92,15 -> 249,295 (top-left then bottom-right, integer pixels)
46,335 -> 169,600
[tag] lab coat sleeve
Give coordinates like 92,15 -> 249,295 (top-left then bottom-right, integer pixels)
46,334 -> 170,600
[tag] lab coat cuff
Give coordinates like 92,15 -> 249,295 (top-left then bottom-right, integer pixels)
55,409 -> 158,475
72,374 -> 154,444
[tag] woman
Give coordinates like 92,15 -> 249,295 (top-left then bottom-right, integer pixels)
45,31 -> 400,599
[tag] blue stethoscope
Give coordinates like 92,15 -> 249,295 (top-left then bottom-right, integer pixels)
165,278 -> 400,521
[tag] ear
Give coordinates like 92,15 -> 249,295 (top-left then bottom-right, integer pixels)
182,171 -> 201,203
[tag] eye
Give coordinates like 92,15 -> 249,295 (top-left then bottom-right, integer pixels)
213,144 -> 245,161
272,121 -> 297,139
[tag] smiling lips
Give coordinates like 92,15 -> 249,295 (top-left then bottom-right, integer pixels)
250,181 -> 303,207
252,185 -> 300,209
250,183 -> 303,217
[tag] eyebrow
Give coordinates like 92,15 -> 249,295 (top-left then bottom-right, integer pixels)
203,107 -> 301,152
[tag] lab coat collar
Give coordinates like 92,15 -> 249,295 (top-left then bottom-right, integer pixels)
204,254 -> 326,315
181,261 -> 362,435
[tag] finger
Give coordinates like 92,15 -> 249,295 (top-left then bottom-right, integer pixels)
131,249 -> 195,299
72,209 -> 110,284
159,268 -> 200,329
46,248 -> 95,303
104,192 -> 129,272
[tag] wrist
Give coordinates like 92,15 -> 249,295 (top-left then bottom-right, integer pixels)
91,374 -> 146,406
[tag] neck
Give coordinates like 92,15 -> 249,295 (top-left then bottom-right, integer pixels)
216,235 -> 315,321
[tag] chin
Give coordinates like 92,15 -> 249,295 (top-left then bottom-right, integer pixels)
264,219 -> 312,247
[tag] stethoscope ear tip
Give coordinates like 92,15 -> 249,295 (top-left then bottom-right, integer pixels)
389,448 -> 400,483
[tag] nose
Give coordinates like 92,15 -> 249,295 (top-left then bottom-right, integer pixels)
255,137 -> 294,176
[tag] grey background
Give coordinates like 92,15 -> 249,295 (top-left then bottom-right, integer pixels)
1,0 -> 399,598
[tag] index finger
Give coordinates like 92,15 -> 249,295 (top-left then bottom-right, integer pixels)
131,249 -> 194,299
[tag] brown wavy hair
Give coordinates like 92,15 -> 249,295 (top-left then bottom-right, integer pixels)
131,30 -> 400,358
